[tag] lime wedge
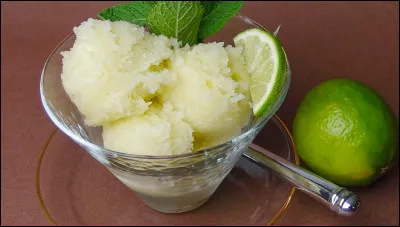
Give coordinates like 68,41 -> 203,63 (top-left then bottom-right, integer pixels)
233,28 -> 287,117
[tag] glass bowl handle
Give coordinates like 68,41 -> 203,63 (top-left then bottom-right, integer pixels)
244,143 -> 360,216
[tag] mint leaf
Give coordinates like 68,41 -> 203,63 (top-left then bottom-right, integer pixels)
147,1 -> 204,46
198,1 -> 244,39
98,1 -> 156,26
201,1 -> 222,17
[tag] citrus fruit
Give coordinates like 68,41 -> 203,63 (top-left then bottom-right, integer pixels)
233,28 -> 287,117
293,78 -> 398,187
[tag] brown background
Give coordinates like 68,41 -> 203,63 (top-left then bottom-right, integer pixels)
1,1 -> 399,226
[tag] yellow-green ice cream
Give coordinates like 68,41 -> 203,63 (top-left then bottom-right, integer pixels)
103,103 -> 194,156
61,18 -> 251,156
160,42 -> 251,149
61,18 -> 178,126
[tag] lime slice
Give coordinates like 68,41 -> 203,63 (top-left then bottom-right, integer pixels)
233,28 -> 287,117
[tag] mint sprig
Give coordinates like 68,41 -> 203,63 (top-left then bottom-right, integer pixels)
98,1 -> 245,46
98,1 -> 156,26
147,2 -> 204,46
198,1 -> 245,39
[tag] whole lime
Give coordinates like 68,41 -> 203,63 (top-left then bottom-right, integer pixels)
292,78 -> 398,187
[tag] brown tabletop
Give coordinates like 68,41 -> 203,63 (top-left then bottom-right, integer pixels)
1,1 -> 399,226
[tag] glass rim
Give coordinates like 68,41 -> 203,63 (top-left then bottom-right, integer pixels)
39,13 -> 290,160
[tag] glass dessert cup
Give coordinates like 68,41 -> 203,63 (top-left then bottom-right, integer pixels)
36,115 -> 298,226
40,14 -> 291,214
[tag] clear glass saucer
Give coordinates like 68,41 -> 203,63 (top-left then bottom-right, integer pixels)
36,114 -> 299,226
